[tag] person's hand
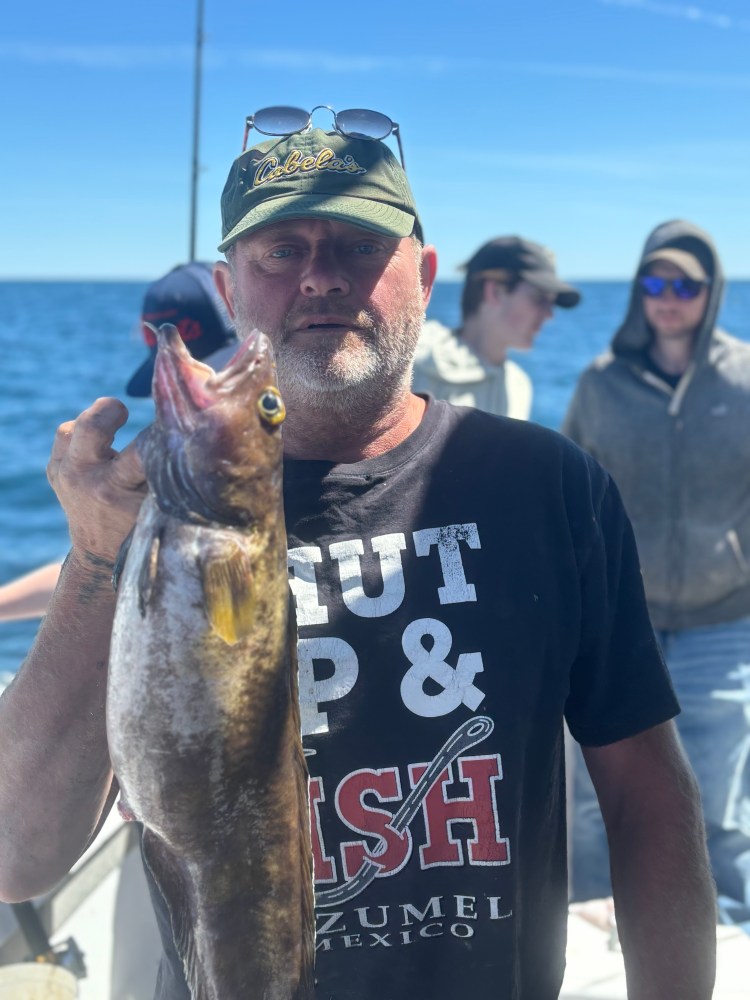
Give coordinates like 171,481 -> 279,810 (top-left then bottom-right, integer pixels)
47,398 -> 148,568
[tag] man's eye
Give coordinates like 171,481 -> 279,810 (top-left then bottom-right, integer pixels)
268,247 -> 295,258
354,244 -> 378,255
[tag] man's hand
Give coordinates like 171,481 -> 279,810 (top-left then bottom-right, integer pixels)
47,397 -> 148,566
0,396 -> 144,900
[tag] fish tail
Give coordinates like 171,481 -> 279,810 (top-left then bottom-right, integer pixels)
141,829 -> 209,1000
288,601 -> 316,994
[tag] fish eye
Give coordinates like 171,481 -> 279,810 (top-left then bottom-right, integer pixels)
257,387 -> 286,426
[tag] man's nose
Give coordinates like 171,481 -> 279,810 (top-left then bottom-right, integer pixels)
300,246 -> 351,297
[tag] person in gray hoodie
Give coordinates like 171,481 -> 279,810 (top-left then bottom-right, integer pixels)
564,219 -> 750,930
413,236 -> 581,419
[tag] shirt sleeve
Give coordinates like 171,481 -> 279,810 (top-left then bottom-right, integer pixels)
564,467 -> 680,746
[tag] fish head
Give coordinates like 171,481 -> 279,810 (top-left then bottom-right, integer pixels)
142,323 -> 285,525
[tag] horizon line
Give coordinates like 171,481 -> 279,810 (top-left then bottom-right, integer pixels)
2,274 -> 750,283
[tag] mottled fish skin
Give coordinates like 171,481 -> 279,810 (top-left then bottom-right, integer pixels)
106,324 -> 314,1000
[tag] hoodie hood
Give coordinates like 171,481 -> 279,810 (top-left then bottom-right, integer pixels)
611,219 -> 725,366
413,319 -> 502,383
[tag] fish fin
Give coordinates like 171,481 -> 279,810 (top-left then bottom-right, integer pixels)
111,527 -> 135,593
141,829 -> 208,1000
198,542 -> 255,646
116,797 -> 136,823
137,532 -> 162,618
288,599 -> 316,996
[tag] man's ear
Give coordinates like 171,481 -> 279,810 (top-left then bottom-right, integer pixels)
483,279 -> 505,305
213,261 -> 236,319
420,245 -> 438,309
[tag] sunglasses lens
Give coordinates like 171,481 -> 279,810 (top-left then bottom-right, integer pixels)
639,276 -> 666,297
252,106 -> 310,136
673,279 -> 703,300
336,108 -> 393,140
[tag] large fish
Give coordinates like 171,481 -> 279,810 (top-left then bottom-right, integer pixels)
106,324 -> 314,1000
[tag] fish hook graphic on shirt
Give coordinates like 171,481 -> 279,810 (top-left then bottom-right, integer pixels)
314,716 -> 498,907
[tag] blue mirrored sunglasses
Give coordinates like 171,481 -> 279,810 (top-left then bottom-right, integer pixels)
242,104 -> 406,167
638,275 -> 708,300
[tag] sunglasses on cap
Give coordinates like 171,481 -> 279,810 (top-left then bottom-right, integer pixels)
638,275 -> 709,300
242,104 -> 406,167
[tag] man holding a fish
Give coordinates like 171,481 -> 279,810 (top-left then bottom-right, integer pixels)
0,106 -> 717,999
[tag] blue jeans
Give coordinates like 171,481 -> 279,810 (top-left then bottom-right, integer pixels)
570,616 -> 750,928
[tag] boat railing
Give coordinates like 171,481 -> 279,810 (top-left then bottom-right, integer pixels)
0,820 -> 139,968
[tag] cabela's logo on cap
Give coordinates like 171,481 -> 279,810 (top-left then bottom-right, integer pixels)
253,146 -> 367,188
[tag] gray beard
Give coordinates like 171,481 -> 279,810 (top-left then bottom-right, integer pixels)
234,290 -> 425,419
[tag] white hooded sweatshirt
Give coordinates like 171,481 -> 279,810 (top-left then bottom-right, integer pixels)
411,320 -> 532,420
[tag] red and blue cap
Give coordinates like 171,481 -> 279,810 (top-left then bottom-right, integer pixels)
126,262 -> 238,398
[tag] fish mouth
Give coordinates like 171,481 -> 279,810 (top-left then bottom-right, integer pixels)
152,324 -> 268,432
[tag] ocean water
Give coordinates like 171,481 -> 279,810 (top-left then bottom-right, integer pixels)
1,278 -> 750,676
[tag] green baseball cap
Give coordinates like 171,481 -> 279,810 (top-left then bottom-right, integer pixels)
218,128 -> 423,252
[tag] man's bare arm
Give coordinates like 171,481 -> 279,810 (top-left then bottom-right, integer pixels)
0,398 -> 147,901
583,721 -> 717,1000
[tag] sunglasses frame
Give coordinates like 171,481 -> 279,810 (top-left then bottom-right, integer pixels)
638,275 -> 709,301
242,104 -> 406,167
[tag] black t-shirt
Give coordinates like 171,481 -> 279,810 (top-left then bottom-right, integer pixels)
642,351 -> 682,389
146,398 -> 678,1000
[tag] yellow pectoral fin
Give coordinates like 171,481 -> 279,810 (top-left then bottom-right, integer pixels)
198,544 -> 255,646
137,532 -> 161,617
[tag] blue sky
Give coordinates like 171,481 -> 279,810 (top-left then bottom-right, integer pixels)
2,0 -> 749,280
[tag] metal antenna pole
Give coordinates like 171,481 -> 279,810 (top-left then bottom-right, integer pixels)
188,0 -> 204,262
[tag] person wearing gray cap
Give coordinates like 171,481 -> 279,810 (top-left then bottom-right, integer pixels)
564,219 -> 750,931
412,236 -> 581,420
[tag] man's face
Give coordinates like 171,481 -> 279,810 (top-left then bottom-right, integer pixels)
215,218 -> 435,411
641,261 -> 709,342
493,281 -> 555,352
